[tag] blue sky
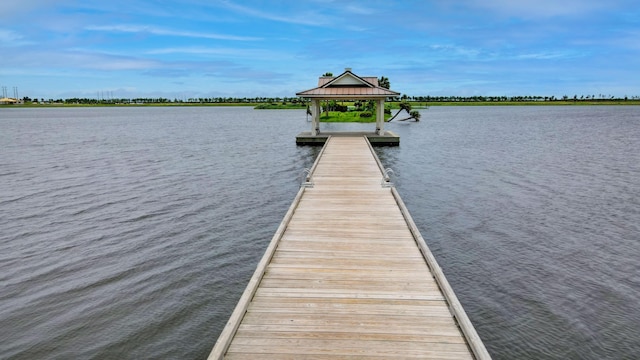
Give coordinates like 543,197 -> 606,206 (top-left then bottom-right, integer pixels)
1,0 -> 639,99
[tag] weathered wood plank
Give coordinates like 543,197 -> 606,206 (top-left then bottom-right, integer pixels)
263,267 -> 438,283
227,338 -> 473,358
225,353 -> 469,360
276,240 -> 419,252
281,230 -> 414,241
257,278 -> 440,293
236,323 -> 464,337
253,288 -> 446,300
228,337 -> 471,351
233,329 -> 467,343
240,312 -> 461,328
246,300 -> 453,317
270,249 -> 425,261
268,256 -> 428,270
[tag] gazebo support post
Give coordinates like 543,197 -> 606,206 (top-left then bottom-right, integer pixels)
311,99 -> 320,136
376,99 -> 385,135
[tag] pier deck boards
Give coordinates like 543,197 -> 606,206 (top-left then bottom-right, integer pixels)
210,136 -> 489,359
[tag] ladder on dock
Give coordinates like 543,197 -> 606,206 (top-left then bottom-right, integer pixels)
209,136 -> 490,359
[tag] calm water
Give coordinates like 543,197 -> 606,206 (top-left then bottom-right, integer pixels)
1,106 -> 639,359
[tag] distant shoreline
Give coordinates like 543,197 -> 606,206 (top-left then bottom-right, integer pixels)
2,99 -> 639,109
422,100 -> 640,106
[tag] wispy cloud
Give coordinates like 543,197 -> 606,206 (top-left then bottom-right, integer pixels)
613,30 -> 640,51
146,46 -> 286,60
429,44 -> 483,59
3,47 -> 159,71
3,0 -> 639,98
0,0 -> 68,20
515,51 -> 580,60
342,4 -> 375,15
463,0 -> 613,18
0,29 -> 25,44
216,0 -> 329,26
72,52 -> 159,71
85,24 -> 261,41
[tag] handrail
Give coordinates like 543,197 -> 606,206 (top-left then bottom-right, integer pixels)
381,168 -> 394,187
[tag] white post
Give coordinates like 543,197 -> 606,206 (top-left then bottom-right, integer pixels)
376,99 -> 385,135
311,99 -> 320,136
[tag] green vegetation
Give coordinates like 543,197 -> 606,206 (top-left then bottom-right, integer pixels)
3,94 -> 639,109
316,100 -> 392,123
319,111 -> 378,123
254,103 -> 306,109
421,100 -> 640,106
378,76 -> 390,89
5,96 -> 308,107
385,102 -> 421,122
10,102 -> 260,108
390,94 -> 640,106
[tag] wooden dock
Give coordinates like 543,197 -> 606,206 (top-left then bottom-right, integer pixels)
209,136 -> 490,359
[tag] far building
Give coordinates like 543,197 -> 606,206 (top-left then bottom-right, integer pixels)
296,68 -> 401,146
0,97 -> 18,105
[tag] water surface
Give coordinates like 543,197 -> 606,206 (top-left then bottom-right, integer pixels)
1,106 -> 639,359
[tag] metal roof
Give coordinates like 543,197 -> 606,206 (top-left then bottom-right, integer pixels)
297,70 -> 400,99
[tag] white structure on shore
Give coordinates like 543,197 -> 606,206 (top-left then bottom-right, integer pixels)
0,97 -> 18,105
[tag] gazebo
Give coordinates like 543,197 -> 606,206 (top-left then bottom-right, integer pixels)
295,68 -> 401,146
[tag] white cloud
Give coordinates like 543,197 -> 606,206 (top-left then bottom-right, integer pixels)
614,30 -> 640,51
464,0 -> 612,18
85,24 -> 261,41
216,0 -> 329,26
0,0 -> 67,20
342,4 -> 375,15
0,29 -> 24,44
515,52 -> 575,60
3,47 -> 159,71
429,44 -> 482,58
145,46 -> 287,60
0,28 -> 35,47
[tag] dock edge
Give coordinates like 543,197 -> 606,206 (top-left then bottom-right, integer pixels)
367,134 -> 491,359
207,138 -> 333,359
390,186 -> 492,359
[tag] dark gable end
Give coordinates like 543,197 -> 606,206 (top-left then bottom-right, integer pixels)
297,69 -> 400,99
323,71 -> 375,88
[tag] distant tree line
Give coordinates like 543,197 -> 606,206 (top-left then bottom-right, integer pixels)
22,96 -> 309,105
15,94 -> 640,105
393,94 -> 639,102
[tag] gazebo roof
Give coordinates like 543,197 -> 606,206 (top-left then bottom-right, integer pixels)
296,69 -> 400,99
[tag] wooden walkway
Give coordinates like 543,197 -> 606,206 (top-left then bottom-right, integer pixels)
209,136 -> 490,359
